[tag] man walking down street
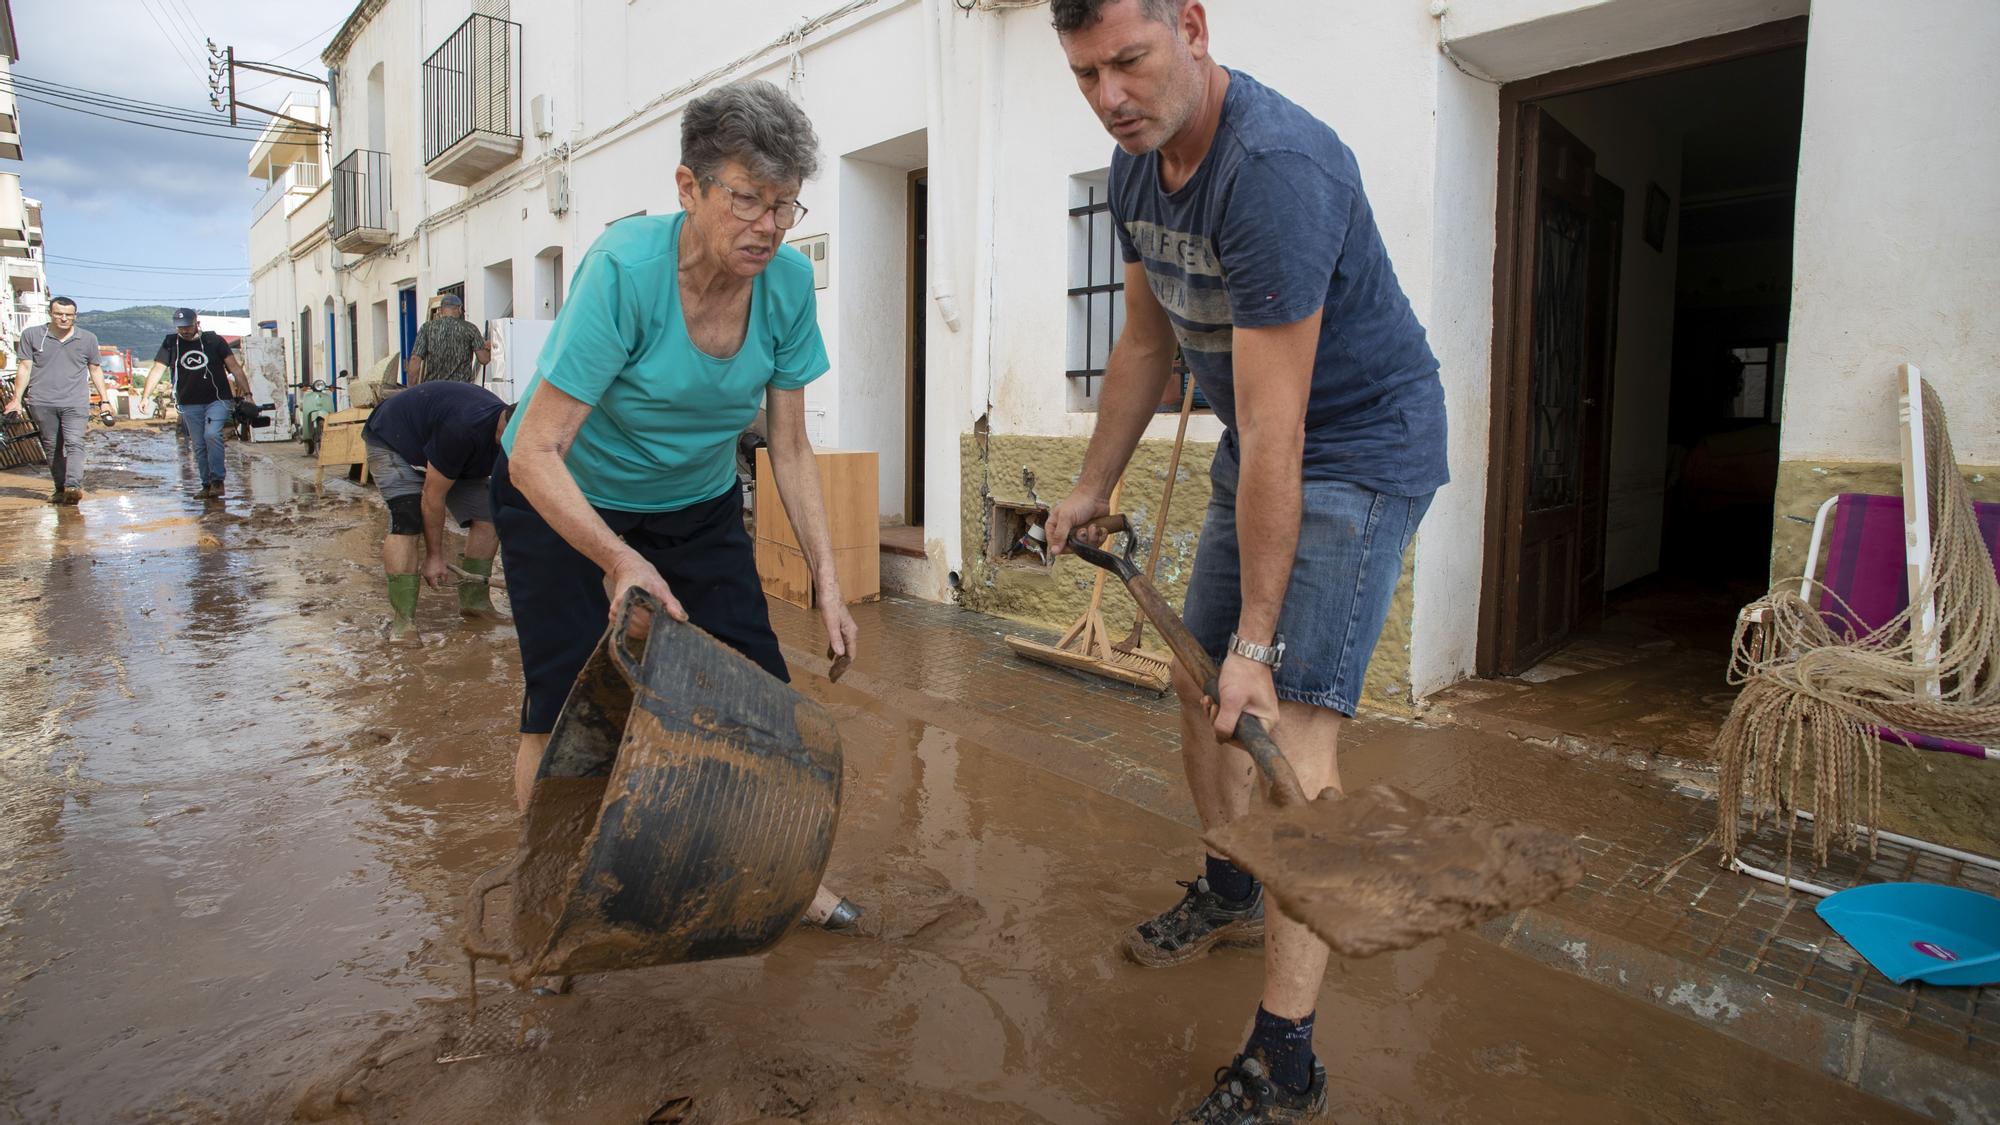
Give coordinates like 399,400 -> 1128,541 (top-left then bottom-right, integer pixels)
4,297 -> 111,504
138,309 -> 255,498
1046,3 -> 1449,1121
360,379 -> 511,638
406,294 -> 490,384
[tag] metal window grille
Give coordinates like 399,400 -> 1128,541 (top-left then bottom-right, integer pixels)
423,14 -> 522,165
332,149 -> 392,239
1066,186 -> 1122,398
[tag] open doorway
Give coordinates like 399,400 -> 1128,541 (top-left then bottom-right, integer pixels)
1473,21 -> 1806,756
834,129 -> 929,569
906,170 -> 927,532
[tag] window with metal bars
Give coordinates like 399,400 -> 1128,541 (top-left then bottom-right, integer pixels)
1066,172 -> 1203,414
1066,175 -> 1122,410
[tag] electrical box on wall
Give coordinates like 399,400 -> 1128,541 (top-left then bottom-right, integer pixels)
546,170 -> 569,216
530,94 -> 554,138
788,233 -> 829,289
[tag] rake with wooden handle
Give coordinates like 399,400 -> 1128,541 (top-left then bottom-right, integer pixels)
1114,375 -> 1196,656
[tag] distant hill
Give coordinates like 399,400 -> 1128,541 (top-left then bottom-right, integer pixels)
75,306 -> 251,354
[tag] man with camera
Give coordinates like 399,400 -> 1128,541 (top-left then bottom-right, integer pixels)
138,308 -> 256,498
4,297 -> 113,504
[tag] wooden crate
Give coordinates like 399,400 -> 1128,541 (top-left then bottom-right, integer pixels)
315,407 -> 375,489
752,448 -> 880,553
752,447 -> 879,606
755,538 -> 880,610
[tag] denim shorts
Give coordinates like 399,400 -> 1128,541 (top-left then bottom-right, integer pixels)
364,435 -> 492,527
1181,437 -> 1433,717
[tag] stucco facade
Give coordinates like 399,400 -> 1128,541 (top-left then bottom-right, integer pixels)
249,0 -> 2000,713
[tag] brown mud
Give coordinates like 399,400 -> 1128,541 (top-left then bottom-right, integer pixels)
0,430 -> 1925,1123
1207,785 -> 1585,960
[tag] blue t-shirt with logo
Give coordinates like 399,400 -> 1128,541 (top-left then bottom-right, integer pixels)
1109,69 -> 1448,497
502,212 -> 830,512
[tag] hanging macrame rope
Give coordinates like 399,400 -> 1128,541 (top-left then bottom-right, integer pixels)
1716,380 -> 2000,865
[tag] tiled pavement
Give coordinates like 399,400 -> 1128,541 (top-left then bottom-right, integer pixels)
765,592 -> 2000,1116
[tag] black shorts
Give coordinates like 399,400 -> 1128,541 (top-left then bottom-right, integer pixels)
491,451 -> 788,734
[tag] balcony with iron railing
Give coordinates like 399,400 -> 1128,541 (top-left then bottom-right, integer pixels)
252,161 -> 325,224
423,13 -> 523,187
1,256 -> 44,295
332,149 -> 394,254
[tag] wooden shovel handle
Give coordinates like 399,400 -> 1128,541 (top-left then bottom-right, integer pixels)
1113,566 -> 1309,807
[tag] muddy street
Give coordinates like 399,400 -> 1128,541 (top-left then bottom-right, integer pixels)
0,428 -> 1923,1123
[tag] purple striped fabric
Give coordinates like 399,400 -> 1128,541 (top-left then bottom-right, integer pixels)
1814,493 -> 2000,759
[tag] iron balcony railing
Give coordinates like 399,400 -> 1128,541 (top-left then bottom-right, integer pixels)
423,13 -> 522,165
332,149 -> 391,239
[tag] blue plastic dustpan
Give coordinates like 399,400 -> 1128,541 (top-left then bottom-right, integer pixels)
1817,882 -> 2000,987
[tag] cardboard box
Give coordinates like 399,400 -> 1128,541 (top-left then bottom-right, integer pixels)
756,539 -> 880,609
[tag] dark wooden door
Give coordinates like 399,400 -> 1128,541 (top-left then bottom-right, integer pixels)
1497,110 -> 1611,673
1576,176 -> 1624,628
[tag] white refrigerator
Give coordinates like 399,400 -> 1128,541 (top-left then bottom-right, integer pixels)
481,318 -> 555,405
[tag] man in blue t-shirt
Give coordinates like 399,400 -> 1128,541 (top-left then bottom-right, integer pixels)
361,380 -> 512,637
1045,3 -> 1449,1119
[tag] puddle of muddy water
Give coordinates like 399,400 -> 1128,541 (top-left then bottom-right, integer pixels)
0,430 -> 1924,1124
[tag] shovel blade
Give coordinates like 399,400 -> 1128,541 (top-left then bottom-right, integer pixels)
1203,784 -> 1583,959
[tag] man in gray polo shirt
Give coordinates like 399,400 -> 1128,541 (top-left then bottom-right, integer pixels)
4,297 -> 111,504
406,294 -> 490,383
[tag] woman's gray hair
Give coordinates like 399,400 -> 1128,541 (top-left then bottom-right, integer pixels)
680,80 -> 822,188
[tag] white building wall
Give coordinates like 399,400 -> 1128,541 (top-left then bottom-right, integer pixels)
1409,57 -> 1500,699
256,0 -> 1992,703
1783,0 -> 2000,465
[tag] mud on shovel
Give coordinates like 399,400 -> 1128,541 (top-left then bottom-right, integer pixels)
462,588 -> 842,997
1065,517 -> 1583,958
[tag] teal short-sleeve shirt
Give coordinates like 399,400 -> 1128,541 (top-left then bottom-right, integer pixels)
501,212 -> 830,512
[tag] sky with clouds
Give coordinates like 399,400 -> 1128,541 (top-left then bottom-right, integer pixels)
8,0 -> 352,312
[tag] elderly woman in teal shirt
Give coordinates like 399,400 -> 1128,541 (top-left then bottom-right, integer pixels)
493,80 -> 860,932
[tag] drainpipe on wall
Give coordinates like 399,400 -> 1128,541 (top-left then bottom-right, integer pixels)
921,0 -> 961,333
970,4 -> 1003,420
324,68 -> 345,411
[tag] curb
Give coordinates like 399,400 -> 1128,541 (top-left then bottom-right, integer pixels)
1483,906 -> 1999,1123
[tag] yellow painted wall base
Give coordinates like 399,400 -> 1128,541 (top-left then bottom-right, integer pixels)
1769,459 -> 1998,583
959,433 -> 1421,716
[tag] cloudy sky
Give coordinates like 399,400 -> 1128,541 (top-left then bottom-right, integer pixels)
8,0 -> 352,312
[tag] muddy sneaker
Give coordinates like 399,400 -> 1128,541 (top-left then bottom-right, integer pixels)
60,487 -> 83,505
1122,877 -> 1264,967
1174,1056 -> 1328,1124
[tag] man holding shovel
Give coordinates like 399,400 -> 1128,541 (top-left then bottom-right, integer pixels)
1046,2 -> 1448,1119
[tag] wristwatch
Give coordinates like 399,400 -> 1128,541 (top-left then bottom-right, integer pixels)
1227,631 -> 1285,671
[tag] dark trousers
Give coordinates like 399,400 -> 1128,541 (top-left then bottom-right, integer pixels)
27,402 -> 87,490
490,451 -> 789,734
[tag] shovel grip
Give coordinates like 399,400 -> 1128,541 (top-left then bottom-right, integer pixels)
1068,539 -> 1313,806
1204,681 -> 1309,807
610,587 -> 661,686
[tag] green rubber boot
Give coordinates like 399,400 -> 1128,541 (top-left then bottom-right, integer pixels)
387,573 -> 420,638
457,556 -> 495,614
